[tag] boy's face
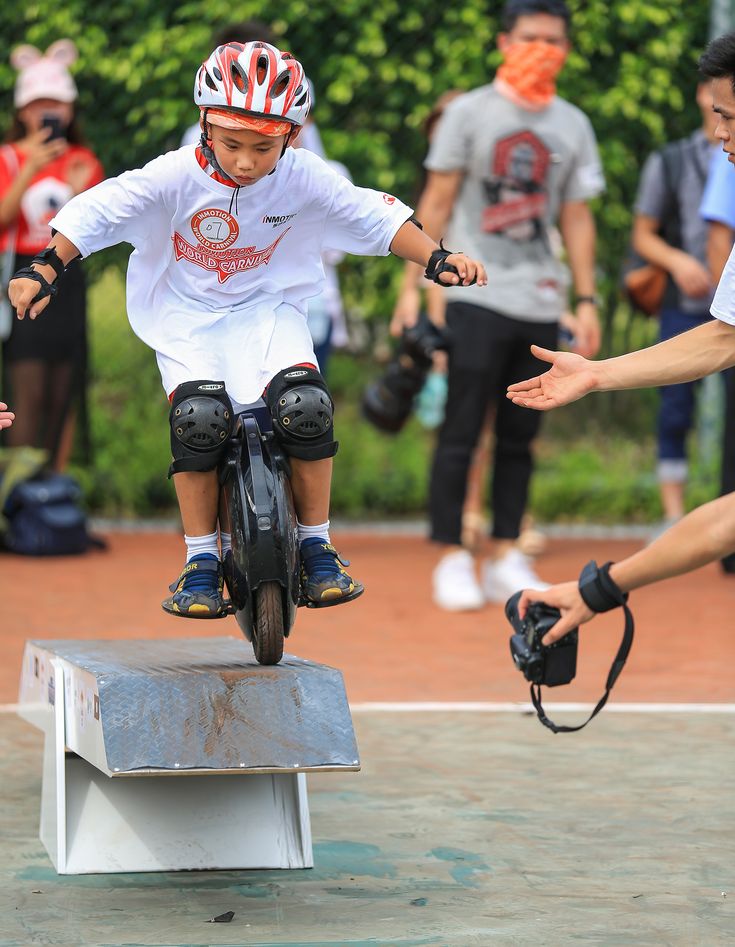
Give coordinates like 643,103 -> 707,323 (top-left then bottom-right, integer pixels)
711,76 -> 735,165
209,124 -> 288,185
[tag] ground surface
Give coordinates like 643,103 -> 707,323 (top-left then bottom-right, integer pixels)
1,531 -> 734,946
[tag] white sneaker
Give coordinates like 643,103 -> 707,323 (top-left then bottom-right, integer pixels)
481,548 -> 550,604
432,549 -> 485,611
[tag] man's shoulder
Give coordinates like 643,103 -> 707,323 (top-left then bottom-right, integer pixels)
443,84 -> 496,116
549,95 -> 595,130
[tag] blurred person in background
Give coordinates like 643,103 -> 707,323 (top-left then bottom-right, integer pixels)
0,40 -> 103,470
507,33 -> 735,606
631,82 -> 720,533
392,0 -> 604,611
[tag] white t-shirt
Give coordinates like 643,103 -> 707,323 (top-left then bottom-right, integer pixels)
50,146 -> 411,402
711,243 -> 735,326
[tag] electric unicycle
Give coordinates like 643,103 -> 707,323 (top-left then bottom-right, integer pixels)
219,399 -> 300,665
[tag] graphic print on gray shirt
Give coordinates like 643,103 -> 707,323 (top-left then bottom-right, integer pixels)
425,82 -> 605,322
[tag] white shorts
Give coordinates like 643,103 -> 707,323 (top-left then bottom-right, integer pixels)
155,301 -> 317,407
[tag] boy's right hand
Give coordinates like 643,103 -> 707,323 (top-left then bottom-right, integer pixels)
9,276 -> 54,320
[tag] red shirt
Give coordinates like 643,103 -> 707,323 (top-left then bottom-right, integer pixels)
0,143 -> 104,255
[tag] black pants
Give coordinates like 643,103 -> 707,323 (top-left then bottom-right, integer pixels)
429,302 -> 558,545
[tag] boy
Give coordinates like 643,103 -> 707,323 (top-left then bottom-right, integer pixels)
9,41 -> 487,618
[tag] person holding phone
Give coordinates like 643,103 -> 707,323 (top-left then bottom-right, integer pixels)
0,40 -> 103,468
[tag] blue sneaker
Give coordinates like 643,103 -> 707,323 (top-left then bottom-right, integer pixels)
299,538 -> 364,607
162,553 -> 227,618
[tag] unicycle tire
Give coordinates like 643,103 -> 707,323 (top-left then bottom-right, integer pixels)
253,581 -> 285,665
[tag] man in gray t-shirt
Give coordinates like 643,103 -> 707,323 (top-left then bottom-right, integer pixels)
392,0 -> 604,611
631,81 -> 717,526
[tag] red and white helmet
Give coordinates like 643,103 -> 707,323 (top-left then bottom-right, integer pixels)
194,41 -> 311,137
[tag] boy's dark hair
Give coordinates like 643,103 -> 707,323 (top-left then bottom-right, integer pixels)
501,0 -> 571,32
699,32 -> 735,93
211,19 -> 277,49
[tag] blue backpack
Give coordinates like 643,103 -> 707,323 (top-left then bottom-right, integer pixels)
2,473 -> 97,556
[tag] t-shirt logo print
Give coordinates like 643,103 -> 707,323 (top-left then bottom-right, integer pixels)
482,131 -> 550,243
173,208 -> 290,283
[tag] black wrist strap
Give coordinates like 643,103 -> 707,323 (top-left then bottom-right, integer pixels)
530,560 -> 634,734
31,246 -> 67,280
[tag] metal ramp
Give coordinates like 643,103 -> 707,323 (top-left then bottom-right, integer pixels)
17,637 -> 360,874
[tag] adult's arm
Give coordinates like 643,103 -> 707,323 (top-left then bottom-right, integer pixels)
518,491 -> 735,643
506,318 -> 735,411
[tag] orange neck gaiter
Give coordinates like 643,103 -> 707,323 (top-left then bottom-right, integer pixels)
495,41 -> 566,110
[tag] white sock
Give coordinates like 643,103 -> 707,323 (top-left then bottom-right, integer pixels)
219,530 -> 232,556
297,520 -> 330,543
184,531 -> 220,562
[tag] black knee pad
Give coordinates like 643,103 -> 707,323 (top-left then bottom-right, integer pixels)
266,366 -> 338,461
169,380 -> 234,477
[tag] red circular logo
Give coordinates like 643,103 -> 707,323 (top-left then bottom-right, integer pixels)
191,208 -> 239,250
382,193 -> 396,205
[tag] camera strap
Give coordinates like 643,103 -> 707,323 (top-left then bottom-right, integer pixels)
530,561 -> 635,734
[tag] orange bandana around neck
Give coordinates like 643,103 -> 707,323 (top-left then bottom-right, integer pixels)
495,41 -> 566,109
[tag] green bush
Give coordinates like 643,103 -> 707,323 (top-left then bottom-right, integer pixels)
1,1 -> 719,519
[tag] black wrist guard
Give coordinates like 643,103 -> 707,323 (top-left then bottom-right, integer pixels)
11,267 -> 58,305
578,560 -> 628,613
424,240 -> 476,286
31,246 -> 67,280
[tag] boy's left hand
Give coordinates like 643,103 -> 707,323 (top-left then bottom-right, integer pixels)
439,253 -> 487,287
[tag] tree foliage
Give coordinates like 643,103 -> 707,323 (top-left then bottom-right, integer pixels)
0,0 -> 710,309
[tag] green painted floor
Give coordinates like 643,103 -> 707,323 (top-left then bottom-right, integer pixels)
1,710 -> 733,947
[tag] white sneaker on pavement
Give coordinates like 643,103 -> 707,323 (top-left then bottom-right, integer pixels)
481,548 -> 550,604
432,549 -> 485,611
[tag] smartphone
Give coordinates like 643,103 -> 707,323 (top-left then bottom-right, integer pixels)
41,114 -> 67,142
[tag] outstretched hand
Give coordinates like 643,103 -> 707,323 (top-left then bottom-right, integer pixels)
518,582 -> 594,645
506,345 -> 598,411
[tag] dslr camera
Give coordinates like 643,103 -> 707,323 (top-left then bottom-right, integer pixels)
362,313 -> 450,433
505,590 -> 578,687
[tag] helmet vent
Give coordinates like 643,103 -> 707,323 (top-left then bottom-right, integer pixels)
281,52 -> 293,60
204,70 -> 217,91
257,55 -> 269,84
212,65 -> 223,81
231,61 -> 248,94
226,42 -> 244,51
295,90 -> 308,107
271,71 -> 291,98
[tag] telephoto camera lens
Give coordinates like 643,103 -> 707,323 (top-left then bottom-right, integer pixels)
362,314 -> 451,433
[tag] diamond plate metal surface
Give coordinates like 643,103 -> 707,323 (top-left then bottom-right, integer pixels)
31,637 -> 359,773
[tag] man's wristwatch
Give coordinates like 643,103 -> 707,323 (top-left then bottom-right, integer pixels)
575,294 -> 600,307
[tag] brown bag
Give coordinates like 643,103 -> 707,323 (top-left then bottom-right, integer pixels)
621,141 -> 684,317
622,263 -> 668,316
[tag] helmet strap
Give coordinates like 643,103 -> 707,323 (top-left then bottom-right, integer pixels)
268,126 -> 297,175
199,108 -> 239,185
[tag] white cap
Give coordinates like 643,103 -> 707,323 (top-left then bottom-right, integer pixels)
12,40 -> 78,109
